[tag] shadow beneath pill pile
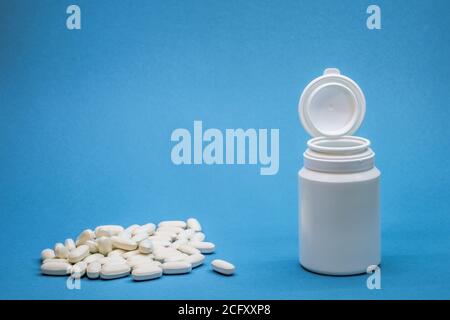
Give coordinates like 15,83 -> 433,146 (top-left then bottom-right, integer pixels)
99,276 -> 131,281
161,273 -> 194,277
125,273 -> 194,283
126,278 -> 164,283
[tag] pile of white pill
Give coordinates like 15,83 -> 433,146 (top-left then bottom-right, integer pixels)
40,218 -> 235,281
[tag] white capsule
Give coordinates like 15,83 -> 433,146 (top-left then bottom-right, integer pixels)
100,262 -> 131,280
95,225 -> 124,238
131,232 -> 148,243
41,261 -> 72,276
87,262 -> 102,279
212,259 -> 235,275
41,248 -> 55,260
97,236 -> 113,255
83,253 -> 104,264
132,265 -> 163,281
158,220 -> 187,229
85,240 -> 98,253
54,243 -> 69,259
111,236 -> 138,251
191,232 -> 206,243
64,239 -> 76,251
122,250 -> 141,259
162,261 -> 192,274
139,239 -> 153,254
187,218 -> 202,232
177,244 -> 201,256
76,229 -> 95,246
71,261 -> 87,279
68,244 -> 90,263
185,253 -> 205,268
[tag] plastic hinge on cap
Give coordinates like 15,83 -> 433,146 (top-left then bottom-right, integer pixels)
323,68 -> 340,75
298,68 -> 366,138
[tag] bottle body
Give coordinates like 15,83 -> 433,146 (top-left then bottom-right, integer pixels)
298,166 -> 380,275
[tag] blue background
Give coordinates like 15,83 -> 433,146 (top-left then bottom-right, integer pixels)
1,0 -> 449,299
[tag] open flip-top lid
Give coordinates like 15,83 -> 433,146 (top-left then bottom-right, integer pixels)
298,68 -> 366,138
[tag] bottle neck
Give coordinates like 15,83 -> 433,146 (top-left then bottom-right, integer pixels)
303,136 -> 375,173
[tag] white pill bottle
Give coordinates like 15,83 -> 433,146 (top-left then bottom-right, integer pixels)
298,68 -> 380,275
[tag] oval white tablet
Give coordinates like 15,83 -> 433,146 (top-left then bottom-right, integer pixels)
111,236 -> 138,251
41,248 -> 55,261
211,259 -> 235,276
83,253 -> 104,264
87,262 -> 102,279
138,239 -> 153,254
100,263 -> 131,280
76,229 -> 95,246
164,254 -> 188,263
132,265 -> 163,281
158,221 -> 187,229
64,239 -> 76,251
85,240 -> 98,253
190,232 -> 206,242
142,223 -> 156,235
122,250 -> 140,259
68,245 -> 90,263
161,261 -> 192,274
131,232 -> 148,243
41,261 -> 72,276
185,253 -> 205,268
95,225 -> 124,238
191,241 -> 215,254
71,261 -> 87,279
187,218 -> 202,232
54,243 -> 69,259
43,258 -> 68,264
177,244 -> 201,256
97,236 -> 113,255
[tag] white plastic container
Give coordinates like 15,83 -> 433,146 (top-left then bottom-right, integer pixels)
298,68 -> 380,275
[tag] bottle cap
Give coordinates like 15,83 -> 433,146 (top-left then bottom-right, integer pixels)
298,68 -> 366,137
